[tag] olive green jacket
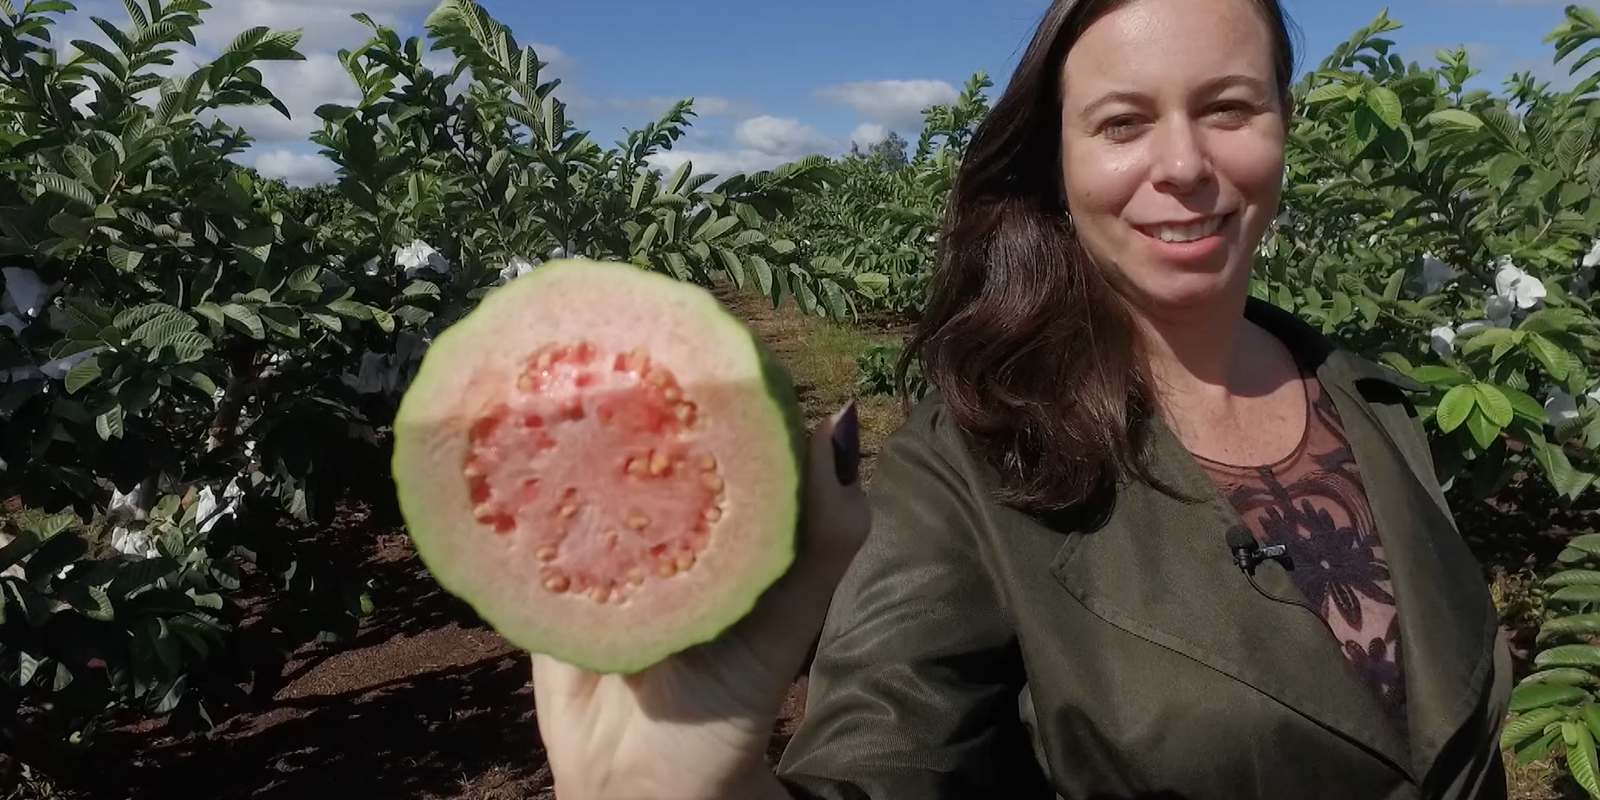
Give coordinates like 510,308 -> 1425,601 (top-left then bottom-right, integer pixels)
776,299 -> 1511,800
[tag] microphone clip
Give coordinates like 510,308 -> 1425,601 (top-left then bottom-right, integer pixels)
1231,542 -> 1290,575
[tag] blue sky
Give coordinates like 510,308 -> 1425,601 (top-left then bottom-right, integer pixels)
53,0 -> 1600,185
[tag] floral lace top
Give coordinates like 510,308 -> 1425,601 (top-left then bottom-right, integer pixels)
1193,375 -> 1409,740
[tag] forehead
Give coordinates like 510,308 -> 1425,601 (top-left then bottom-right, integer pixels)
1060,0 -> 1277,102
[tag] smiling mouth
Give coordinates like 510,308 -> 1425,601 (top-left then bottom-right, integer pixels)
1136,213 -> 1231,243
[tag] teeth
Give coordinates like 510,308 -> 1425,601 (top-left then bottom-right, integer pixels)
1147,216 -> 1223,243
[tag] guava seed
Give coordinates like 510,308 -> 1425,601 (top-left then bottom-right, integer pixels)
462,339 -> 723,593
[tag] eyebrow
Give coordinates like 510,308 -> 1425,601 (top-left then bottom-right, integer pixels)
1076,74 -> 1273,119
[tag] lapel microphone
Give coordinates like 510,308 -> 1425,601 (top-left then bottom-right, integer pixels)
1224,524 -> 1316,614
1225,524 -> 1292,574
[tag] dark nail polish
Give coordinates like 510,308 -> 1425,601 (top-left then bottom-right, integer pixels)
832,400 -> 860,485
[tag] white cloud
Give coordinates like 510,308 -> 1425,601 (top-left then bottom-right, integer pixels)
192,0 -> 433,54
733,116 -> 835,156
643,115 -> 864,186
849,123 -> 889,149
644,149 -> 799,182
814,79 -> 958,128
222,53 -> 362,144
253,150 -> 339,187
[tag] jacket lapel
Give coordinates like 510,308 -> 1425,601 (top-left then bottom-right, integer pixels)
1315,351 -> 1500,788
1248,299 -> 1501,782
1048,414 -> 1415,774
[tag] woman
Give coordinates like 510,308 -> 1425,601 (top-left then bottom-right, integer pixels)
531,0 -> 1513,797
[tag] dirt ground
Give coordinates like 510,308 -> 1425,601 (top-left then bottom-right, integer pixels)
39,285 -> 907,800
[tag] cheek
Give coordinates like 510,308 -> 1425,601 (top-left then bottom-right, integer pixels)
1063,149 -> 1141,216
1216,134 -> 1287,199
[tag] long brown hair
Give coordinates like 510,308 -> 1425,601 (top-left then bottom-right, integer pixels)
901,0 -> 1300,514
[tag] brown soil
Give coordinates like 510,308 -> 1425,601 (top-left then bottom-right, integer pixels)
35,284 -> 907,800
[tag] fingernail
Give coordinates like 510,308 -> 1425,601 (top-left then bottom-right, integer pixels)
832,400 -> 860,485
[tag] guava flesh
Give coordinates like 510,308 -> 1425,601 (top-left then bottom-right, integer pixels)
392,259 -> 804,674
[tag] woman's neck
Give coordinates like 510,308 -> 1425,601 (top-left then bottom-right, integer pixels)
1132,295 -> 1261,407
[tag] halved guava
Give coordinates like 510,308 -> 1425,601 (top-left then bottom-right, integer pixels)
391,258 -> 805,674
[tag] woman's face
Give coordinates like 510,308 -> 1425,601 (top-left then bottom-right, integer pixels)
1058,0 -> 1288,318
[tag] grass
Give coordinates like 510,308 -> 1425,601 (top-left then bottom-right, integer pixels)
713,283 -> 910,484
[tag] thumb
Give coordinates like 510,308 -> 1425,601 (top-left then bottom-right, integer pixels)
724,400 -> 870,673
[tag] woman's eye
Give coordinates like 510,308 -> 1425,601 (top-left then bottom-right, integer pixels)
1102,117 -> 1143,139
1210,102 -> 1254,123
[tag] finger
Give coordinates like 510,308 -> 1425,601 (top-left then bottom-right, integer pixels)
725,400 -> 870,672
530,652 -> 603,706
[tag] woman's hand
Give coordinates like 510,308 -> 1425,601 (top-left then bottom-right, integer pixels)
532,401 -> 870,800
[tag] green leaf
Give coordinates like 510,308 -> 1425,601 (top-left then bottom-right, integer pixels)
1410,366 -> 1471,386
221,303 -> 264,339
1528,332 -> 1573,381
170,367 -> 217,397
64,353 -> 102,394
1436,384 -> 1476,433
1570,723 -> 1600,798
52,662 -> 72,692
36,173 -> 95,207
1304,83 -> 1352,105
1465,409 -> 1501,449
1542,614 -> 1600,643
370,308 -> 394,333
402,280 -> 440,297
1522,668 -> 1600,688
1548,570 -> 1600,587
314,104 -> 355,122
1518,728 -> 1562,765
78,583 -> 113,621
157,331 -> 210,363
259,305 -> 300,339
1507,387 -> 1549,425
107,245 -> 145,272
1538,644 -> 1600,668
95,404 -> 124,440
18,652 -> 39,687
1503,706 -> 1567,748
748,254 -> 774,297
1425,108 -> 1483,129
1365,86 -> 1403,129
1472,383 -> 1514,427
1569,534 -> 1600,557
1553,585 -> 1600,604
324,299 -> 371,320
193,301 -> 224,327
693,214 -> 740,243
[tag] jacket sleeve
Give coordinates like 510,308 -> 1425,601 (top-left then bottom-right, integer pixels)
773,413 -> 1043,800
